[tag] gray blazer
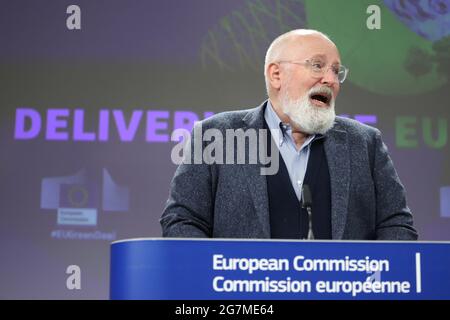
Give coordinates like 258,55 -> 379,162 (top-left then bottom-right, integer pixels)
160,102 -> 418,240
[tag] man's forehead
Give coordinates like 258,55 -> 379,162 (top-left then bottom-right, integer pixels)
287,37 -> 341,63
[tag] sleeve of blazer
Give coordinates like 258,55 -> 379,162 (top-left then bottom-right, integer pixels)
159,124 -> 214,238
372,130 -> 418,240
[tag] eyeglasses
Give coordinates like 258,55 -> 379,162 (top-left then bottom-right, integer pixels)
278,59 -> 349,83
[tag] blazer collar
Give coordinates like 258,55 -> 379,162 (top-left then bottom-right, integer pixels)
242,101 -> 267,130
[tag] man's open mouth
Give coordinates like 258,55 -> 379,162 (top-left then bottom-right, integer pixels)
309,92 -> 332,106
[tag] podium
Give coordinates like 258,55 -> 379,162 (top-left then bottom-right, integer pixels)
110,238 -> 450,300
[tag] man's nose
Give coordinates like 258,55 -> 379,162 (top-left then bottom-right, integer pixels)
320,67 -> 339,86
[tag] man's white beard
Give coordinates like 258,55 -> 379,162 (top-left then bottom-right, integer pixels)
280,87 -> 336,135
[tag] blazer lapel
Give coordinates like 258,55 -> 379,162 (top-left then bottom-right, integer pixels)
324,125 -> 350,239
241,102 -> 271,238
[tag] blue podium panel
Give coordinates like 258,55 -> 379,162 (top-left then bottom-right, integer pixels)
110,239 -> 450,300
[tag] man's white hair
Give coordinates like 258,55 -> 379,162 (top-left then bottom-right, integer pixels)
264,29 -> 333,97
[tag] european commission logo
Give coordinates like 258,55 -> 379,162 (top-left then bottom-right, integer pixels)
40,168 -> 129,227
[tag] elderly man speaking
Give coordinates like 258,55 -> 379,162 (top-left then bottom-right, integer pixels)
160,29 -> 418,240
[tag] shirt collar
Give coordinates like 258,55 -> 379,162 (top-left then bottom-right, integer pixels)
264,99 -> 279,126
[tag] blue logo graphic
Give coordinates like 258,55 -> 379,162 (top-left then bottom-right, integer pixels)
41,168 -> 129,226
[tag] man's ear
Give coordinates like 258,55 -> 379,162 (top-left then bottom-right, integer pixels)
267,63 -> 282,91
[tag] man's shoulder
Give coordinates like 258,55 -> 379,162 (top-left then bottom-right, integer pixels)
199,105 -> 262,130
334,116 -> 380,140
